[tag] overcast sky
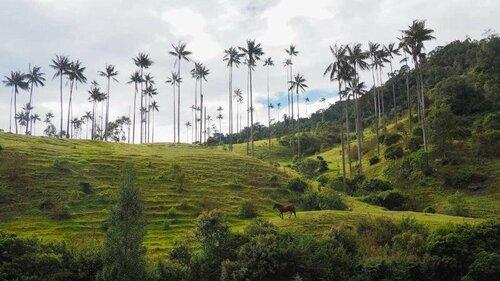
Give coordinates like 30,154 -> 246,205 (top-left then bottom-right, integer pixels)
1,0 -> 498,143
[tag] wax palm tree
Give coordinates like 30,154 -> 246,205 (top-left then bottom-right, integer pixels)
368,41 -> 382,155
149,100 -> 159,142
346,78 -> 367,174
143,73 -> 155,142
197,65 -> 210,143
83,111 -> 92,139
63,60 -> 87,138
304,97 -> 310,115
233,88 -> 243,133
166,72 -> 181,142
169,42 -> 191,144
263,57 -> 274,148
402,19 -> 435,152
88,86 -> 105,140
50,55 -> 71,136
3,71 -> 29,134
31,113 -> 41,135
216,107 -> 223,144
127,71 -> 143,144
286,45 -> 299,120
276,102 -> 281,122
239,39 -> 264,157
289,73 -> 308,156
98,64 -> 118,141
283,59 -> 292,118
223,47 -> 244,151
26,65 -> 45,134
185,121 -> 192,143
324,43 -> 351,181
133,52 -> 153,143
375,48 -> 390,134
190,61 -> 203,143
385,42 -> 401,123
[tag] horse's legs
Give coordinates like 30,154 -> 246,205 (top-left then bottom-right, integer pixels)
279,212 -> 284,219
289,211 -> 292,218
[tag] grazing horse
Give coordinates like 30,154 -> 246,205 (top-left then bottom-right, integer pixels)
273,203 -> 296,219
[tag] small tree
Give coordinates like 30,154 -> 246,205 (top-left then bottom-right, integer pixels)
428,105 -> 457,158
448,191 -> 469,216
99,162 -> 146,281
171,163 -> 186,191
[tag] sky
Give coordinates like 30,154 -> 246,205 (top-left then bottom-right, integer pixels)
1,0 -> 498,143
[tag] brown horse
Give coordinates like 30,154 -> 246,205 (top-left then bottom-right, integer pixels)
273,203 -> 296,219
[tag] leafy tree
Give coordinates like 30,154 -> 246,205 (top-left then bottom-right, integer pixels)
99,162 -> 146,281
50,55 -> 71,136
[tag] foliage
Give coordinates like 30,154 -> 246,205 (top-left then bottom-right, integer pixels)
429,75 -> 486,115
473,129 -> 500,157
52,204 -> 71,220
53,158 -> 71,173
369,155 -> 380,165
407,136 -> 423,152
428,105 -> 458,157
316,175 -> 328,186
448,191 -> 469,216
298,189 -> 347,211
361,178 -> 393,192
384,133 -> 402,146
482,112 -> 500,130
362,190 -> 408,210
423,206 -> 436,213
286,177 -> 308,193
99,162 -> 146,281
384,144 -> 404,160
79,182 -> 93,194
442,169 -> 487,189
238,201 -> 258,218
171,163 -> 187,192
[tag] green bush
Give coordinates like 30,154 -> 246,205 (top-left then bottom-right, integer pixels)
269,175 -> 279,187
238,201 -> 257,218
474,130 -> 500,157
423,206 -> 436,213
448,191 -> 469,216
362,191 -> 408,210
165,207 -> 179,219
384,144 -> 404,160
317,190 -> 347,210
361,178 -> 392,192
369,156 -> 380,165
482,112 -> 500,130
384,133 -> 402,146
79,182 -> 93,194
298,189 -> 320,210
53,159 -> 71,173
52,204 -> 71,220
443,169 -> 487,189
287,177 -> 308,193
412,127 -> 423,136
316,175 -> 329,186
407,136 -> 423,152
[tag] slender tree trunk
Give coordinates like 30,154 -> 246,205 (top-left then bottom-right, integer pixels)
419,65 -> 428,152
354,91 -> 363,174
66,80 -> 74,138
390,61 -> 398,124
152,110 -> 155,142
338,81 -> 346,182
28,82 -> 34,134
229,66 -> 233,151
249,67 -> 255,157
173,84 -> 176,143
246,67 -> 250,155
132,82 -> 137,144
140,68 -> 144,144
371,68 -> 380,155
92,102 -> 96,140
194,79 -> 198,143
14,87 -> 18,134
296,87 -> 300,157
59,73 -> 63,136
200,80 -> 203,144
177,61 -> 181,144
104,77 -> 110,141
345,97 -> 352,176
267,65 -> 271,149
406,69 -> 412,131
9,87 -> 13,133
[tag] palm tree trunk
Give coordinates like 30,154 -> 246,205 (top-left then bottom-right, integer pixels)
200,80 -> 203,144
66,80 -> 74,138
152,110 -> 155,142
177,61 -> 181,144
173,85 -> 176,143
249,67 -> 255,157
140,68 -> 144,144
406,70 -> 412,131
104,77 -> 110,141
338,81 -> 346,182
59,74 -> 63,136
246,67 -> 250,155
229,66 -> 233,151
296,87 -> 300,157
28,82 -> 34,134
9,87 -> 13,133
14,86 -> 18,134
371,68 -> 380,155
267,65 -> 271,149
132,83 -> 137,144
390,62 -> 398,124
419,65 -> 428,152
345,96 -> 352,176
92,102 -> 96,140
354,91 -> 363,174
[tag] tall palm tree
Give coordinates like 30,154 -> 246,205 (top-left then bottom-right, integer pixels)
324,43 -> 350,180
347,43 -> 369,174
169,42 -> 191,144
127,71 -> 143,144
150,100 -> 159,142
31,113 -> 41,136
304,97 -> 310,115
276,102 -> 281,122
3,71 -> 29,134
289,73 -> 308,156
368,41 -> 382,155
285,45 -> 299,120
197,65 -> 210,144
166,72 -> 181,142
239,39 -> 264,157
133,53 -> 153,143
402,19 -> 435,152
65,60 -> 87,138
216,106 -> 223,144
223,47 -> 244,151
263,57 -> 274,148
83,111 -> 92,139
26,65 -> 45,134
190,61 -> 203,143
98,64 -> 118,141
375,47 -> 390,134
143,73 -> 155,142
88,86 -> 105,140
385,43 -> 401,123
233,88 -> 243,133
185,121 -> 192,143
346,79 -> 367,174
50,55 -> 71,136
283,59 -> 292,119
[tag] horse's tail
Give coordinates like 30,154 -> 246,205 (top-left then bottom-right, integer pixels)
292,205 -> 297,217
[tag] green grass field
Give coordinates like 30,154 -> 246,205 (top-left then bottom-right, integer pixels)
0,131 -> 493,259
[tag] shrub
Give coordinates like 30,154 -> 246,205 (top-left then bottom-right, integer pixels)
317,156 -> 329,173
287,177 -> 308,193
474,130 -> 500,158
362,191 -> 408,210
316,175 -> 329,186
412,127 -> 423,137
293,158 -> 320,178
163,220 -> 172,230
79,182 -> 93,194
378,134 -> 386,143
317,190 -> 347,210
171,163 -> 187,191
269,175 -> 279,187
169,241 -> 191,266
165,207 -> 179,219
443,169 -> 487,189
238,201 -> 257,218
0,184 -> 14,203
384,133 -> 402,146
53,159 -> 71,173
482,112 -> 500,130
1,151 -> 28,183
298,189 -> 320,211
369,156 -> 380,165
384,144 -> 404,160
356,217 -> 400,246
423,206 -> 436,213
361,178 -> 392,192
448,191 -> 469,216
52,204 -> 71,220
407,136 -> 423,152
